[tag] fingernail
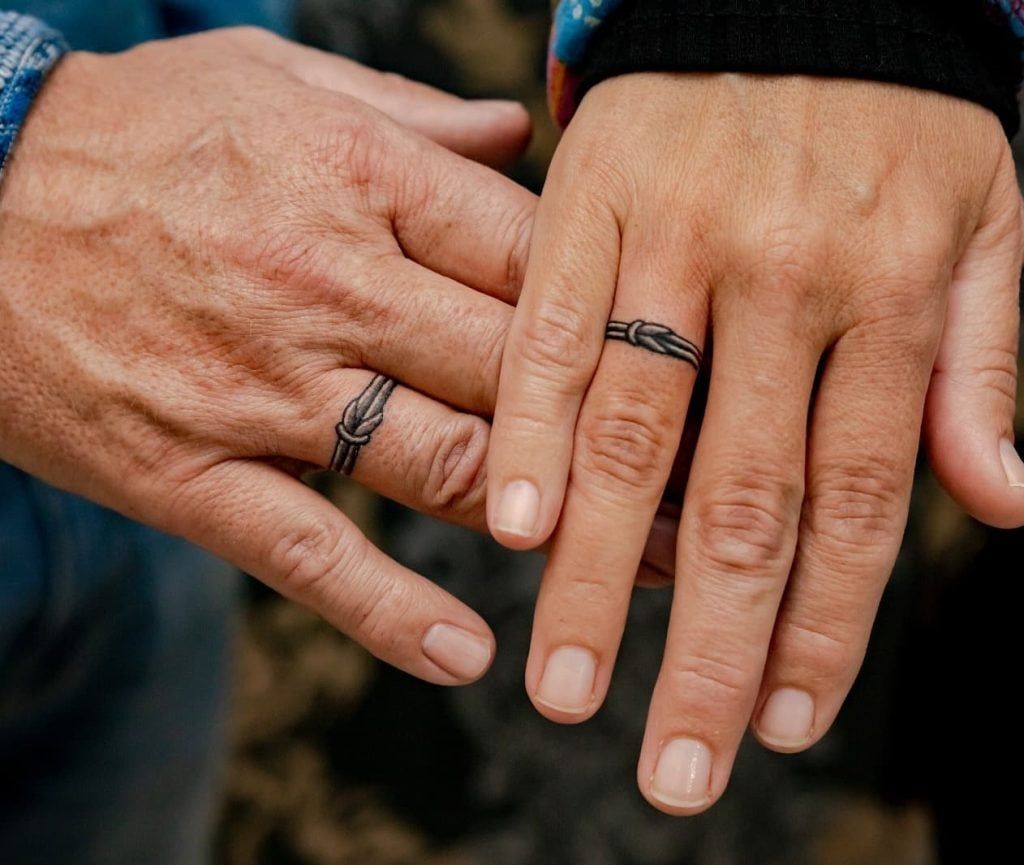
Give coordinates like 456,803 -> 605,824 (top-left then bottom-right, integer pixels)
422,623 -> 493,682
642,514 -> 678,580
493,480 -> 540,538
535,645 -> 597,714
650,738 -> 712,810
1000,439 -> 1024,488
756,688 -> 815,749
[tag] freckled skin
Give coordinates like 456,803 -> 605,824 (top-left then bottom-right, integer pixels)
0,26 -> 542,686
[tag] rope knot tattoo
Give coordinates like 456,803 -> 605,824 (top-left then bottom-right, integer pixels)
330,375 -> 397,475
606,319 -> 702,371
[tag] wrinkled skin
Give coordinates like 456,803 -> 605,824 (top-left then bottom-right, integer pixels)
0,26 -> 546,685
488,72 -> 1024,814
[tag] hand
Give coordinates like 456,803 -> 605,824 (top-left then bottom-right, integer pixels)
0,28 -> 539,686
486,73 -> 1024,813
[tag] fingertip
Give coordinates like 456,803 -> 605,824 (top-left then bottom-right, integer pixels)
530,697 -> 600,726
927,420 -> 1024,529
451,99 -> 533,168
640,737 -> 717,817
640,791 -> 714,818
526,644 -> 604,724
471,99 -> 532,135
751,686 -> 820,754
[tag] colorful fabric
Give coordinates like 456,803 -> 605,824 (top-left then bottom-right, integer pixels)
0,11 -> 65,175
549,0 -> 1024,126
990,0 -> 1024,39
548,0 -> 626,125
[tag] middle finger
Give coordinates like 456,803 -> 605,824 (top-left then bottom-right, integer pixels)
638,290 -> 820,815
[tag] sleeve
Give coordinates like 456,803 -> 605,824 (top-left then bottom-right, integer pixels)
548,1 -> 1024,138
0,12 -> 67,177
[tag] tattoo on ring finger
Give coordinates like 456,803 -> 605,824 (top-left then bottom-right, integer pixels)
605,320 -> 703,371
330,374 -> 398,475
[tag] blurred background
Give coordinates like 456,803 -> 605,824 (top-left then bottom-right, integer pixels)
206,3 -> 1024,865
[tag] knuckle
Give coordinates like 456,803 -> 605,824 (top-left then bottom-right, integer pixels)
248,226 -> 332,288
559,575 -> 621,615
695,474 -> 802,575
804,455 -> 906,552
556,127 -> 630,196
664,653 -> 752,718
774,619 -> 862,690
271,519 -> 356,600
853,252 -> 948,353
576,401 -> 671,493
743,220 -> 824,289
309,108 -> 387,193
346,574 -> 414,655
859,268 -> 941,321
424,417 -> 489,516
953,344 -> 1020,405
729,219 -> 830,323
515,298 -> 598,390
858,294 -> 942,361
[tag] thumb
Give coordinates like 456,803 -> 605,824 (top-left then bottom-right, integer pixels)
924,151 -> 1024,528
248,30 -> 532,167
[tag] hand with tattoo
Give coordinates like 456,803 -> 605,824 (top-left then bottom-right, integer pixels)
0,27 -> 547,686
487,73 -> 1024,813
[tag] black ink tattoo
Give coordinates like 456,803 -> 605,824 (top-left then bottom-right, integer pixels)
606,320 -> 702,371
330,375 -> 397,475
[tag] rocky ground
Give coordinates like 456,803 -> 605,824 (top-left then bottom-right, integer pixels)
215,3 -> 1024,863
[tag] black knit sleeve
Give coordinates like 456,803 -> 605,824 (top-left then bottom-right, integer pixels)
575,0 -> 1022,137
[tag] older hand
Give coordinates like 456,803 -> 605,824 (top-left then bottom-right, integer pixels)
487,72 -> 1024,813
0,28 -> 539,686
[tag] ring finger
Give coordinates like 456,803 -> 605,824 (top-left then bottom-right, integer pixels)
525,251 -> 709,722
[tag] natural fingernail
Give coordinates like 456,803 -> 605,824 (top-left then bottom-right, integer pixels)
756,688 -> 815,749
1001,439 -> 1024,488
535,646 -> 597,714
493,480 -> 540,538
650,738 -> 712,810
422,623 -> 493,682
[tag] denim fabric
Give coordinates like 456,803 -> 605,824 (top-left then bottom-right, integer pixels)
5,0 -> 293,50
0,3 -> 295,863
0,12 -> 65,173
0,463 -> 239,864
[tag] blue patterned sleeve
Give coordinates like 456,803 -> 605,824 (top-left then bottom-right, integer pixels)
0,12 -> 67,176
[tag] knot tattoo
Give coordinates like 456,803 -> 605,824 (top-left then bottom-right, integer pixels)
606,320 -> 702,371
330,375 -> 398,475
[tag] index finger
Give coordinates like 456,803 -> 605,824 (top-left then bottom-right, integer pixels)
166,458 -> 496,685
386,123 -> 537,303
485,154 -> 623,549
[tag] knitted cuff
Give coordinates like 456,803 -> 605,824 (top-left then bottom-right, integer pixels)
549,1 -> 1023,137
